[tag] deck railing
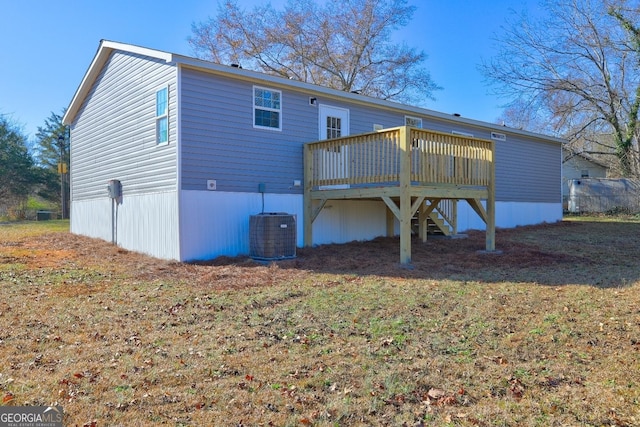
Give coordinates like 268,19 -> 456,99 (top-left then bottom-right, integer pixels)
305,126 -> 494,189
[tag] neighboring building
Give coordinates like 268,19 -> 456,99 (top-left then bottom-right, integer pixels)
567,178 -> 640,213
562,148 -> 609,208
63,40 -> 565,262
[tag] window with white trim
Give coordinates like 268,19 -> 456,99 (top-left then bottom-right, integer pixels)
405,116 -> 423,128
253,86 -> 282,130
156,87 -> 168,144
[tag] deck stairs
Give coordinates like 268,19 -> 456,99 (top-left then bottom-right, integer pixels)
426,212 -> 453,236
412,199 -> 456,236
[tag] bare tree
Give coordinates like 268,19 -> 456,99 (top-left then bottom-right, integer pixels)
482,0 -> 640,177
189,0 -> 440,104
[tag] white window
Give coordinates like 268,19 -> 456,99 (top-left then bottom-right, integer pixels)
405,116 -> 423,128
156,87 -> 168,144
253,86 -> 282,130
326,116 -> 342,139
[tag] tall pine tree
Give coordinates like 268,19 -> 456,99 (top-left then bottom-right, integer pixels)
0,115 -> 38,214
33,110 -> 69,217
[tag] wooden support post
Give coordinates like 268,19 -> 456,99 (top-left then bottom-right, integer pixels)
452,199 -> 458,235
303,144 -> 313,247
486,140 -> 496,251
419,198 -> 441,242
386,206 -> 395,237
418,202 -> 427,242
399,126 -> 412,264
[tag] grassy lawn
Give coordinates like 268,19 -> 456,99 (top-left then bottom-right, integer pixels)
0,217 -> 639,426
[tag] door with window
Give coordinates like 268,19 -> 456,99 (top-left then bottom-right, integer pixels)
318,104 -> 350,188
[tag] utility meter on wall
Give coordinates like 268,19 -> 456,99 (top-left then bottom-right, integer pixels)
107,179 -> 122,199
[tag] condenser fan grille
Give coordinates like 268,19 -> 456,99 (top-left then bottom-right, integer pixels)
249,213 -> 296,260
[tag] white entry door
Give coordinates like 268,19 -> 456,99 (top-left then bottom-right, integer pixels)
318,104 -> 350,188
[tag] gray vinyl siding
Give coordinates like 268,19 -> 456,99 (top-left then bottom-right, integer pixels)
179,67 -> 560,203
494,135 -> 560,203
180,68 -> 315,193
180,69 -> 430,194
334,108 -> 560,204
70,51 -> 177,201
418,118 -> 562,203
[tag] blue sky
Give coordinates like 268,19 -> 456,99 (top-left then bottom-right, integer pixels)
1,0 -> 536,139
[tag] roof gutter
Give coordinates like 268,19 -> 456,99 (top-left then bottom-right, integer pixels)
173,53 -> 565,144
63,39 -> 565,145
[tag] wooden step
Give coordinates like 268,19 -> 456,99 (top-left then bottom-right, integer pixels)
428,213 -> 452,236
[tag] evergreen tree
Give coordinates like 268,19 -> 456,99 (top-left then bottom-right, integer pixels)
0,115 -> 38,211
33,109 -> 69,216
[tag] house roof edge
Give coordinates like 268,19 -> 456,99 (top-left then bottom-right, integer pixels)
63,40 -> 566,146
63,40 -> 174,126
171,54 -> 566,145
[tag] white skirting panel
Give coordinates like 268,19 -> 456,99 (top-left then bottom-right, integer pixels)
73,191 -> 562,263
313,200 -> 561,244
70,198 -> 112,241
456,201 -> 563,232
179,190 -> 304,261
311,199 -> 388,245
70,191 -> 180,260
384,201 -> 563,235
180,192 -> 391,261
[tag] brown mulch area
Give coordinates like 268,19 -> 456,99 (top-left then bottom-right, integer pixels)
17,221 -> 588,288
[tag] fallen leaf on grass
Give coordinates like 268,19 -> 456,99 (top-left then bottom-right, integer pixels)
427,388 -> 446,399
385,394 -> 406,406
2,393 -> 14,403
438,395 -> 458,406
168,303 -> 184,315
381,337 -> 394,347
424,388 -> 458,406
508,378 -> 525,401
485,355 -> 508,365
444,413 -> 469,423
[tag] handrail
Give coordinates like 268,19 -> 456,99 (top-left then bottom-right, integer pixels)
304,126 -> 494,189
430,199 -> 457,234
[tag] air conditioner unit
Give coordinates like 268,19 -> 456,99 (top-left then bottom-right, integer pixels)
249,213 -> 297,260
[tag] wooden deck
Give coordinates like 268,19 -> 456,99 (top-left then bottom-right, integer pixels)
303,126 -> 496,264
